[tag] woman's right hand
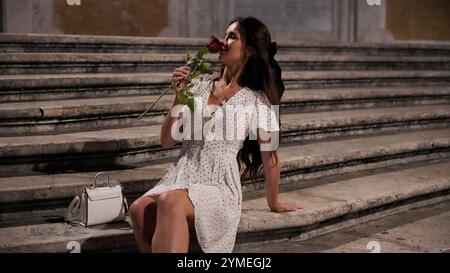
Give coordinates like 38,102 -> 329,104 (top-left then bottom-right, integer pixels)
172,66 -> 190,93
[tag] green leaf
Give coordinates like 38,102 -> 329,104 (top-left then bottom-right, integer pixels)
177,92 -> 189,105
198,62 -> 213,74
191,60 -> 199,73
190,70 -> 201,79
187,98 -> 195,112
174,47 -> 214,112
176,90 -> 196,112
185,89 -> 195,97
196,48 -> 209,59
186,50 -> 192,61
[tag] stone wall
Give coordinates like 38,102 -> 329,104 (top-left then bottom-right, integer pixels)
386,0 -> 450,41
1,0 -> 449,43
3,0 -> 51,33
0,0 -> 3,32
234,0 -> 337,41
356,0 -> 393,43
52,0 -> 169,36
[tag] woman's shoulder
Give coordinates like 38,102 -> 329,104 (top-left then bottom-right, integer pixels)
190,72 -> 220,96
247,88 -> 271,106
185,72 -> 216,97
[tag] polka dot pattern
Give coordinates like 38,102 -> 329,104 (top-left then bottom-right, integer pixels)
143,72 -> 275,253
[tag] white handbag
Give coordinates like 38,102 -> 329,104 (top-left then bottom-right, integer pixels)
65,172 -> 128,227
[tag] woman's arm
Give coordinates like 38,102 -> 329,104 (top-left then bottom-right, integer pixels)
160,66 -> 190,149
260,135 -> 302,212
160,95 -> 183,149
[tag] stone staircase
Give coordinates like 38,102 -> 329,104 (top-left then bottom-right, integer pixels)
0,33 -> 449,253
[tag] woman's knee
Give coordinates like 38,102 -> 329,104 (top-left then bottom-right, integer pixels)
157,190 -> 189,216
129,196 -> 155,220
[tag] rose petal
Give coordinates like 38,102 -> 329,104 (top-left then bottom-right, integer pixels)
207,35 -> 226,53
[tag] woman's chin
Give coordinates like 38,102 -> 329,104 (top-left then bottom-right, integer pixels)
218,58 -> 227,65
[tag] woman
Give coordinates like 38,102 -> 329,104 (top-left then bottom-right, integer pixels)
129,16 -> 302,253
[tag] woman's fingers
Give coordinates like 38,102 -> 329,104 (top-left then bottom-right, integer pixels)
171,66 -> 190,92
172,72 -> 187,80
174,66 -> 190,74
173,70 -> 189,80
173,74 -> 188,82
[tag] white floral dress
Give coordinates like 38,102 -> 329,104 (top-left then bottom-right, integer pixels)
143,72 -> 277,253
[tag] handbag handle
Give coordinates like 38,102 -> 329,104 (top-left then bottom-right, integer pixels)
91,172 -> 112,189
65,195 -> 81,223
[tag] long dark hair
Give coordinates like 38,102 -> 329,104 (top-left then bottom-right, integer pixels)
219,17 -> 285,184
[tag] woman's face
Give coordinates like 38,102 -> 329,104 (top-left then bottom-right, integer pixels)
218,22 -> 247,66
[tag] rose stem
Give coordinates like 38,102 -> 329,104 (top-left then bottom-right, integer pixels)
137,82 -> 175,120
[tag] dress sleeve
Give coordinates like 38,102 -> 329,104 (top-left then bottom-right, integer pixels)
253,92 -> 280,134
189,72 -> 218,96
247,91 -> 281,151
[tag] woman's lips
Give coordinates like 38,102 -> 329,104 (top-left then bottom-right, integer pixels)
221,44 -> 229,53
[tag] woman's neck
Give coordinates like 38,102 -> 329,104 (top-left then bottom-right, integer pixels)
221,65 -> 244,88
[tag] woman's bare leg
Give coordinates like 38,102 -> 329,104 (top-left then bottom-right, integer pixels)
129,195 -> 159,253
151,189 -> 195,253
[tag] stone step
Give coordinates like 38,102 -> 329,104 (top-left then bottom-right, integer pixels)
0,34 -> 205,54
0,53 -> 220,75
281,86 -> 450,112
2,53 -> 450,75
1,71 -> 450,102
1,105 -> 449,173
0,72 -> 169,102
1,127 -> 449,213
1,33 -> 450,56
236,158 -> 450,251
1,88 -> 449,136
234,194 -> 450,253
1,157 -> 449,252
283,70 -> 450,89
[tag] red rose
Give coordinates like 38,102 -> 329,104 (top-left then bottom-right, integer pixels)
207,35 -> 227,53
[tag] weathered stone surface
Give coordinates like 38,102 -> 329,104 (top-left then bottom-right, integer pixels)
1,33 -> 450,54
235,196 -> 450,253
0,33 -> 449,253
2,53 -> 450,75
1,158 -> 449,252
1,128 -> 449,205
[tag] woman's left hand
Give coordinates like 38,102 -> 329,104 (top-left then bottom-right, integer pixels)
269,202 -> 303,212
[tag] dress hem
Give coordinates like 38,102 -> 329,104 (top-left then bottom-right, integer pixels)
143,185 -> 211,253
